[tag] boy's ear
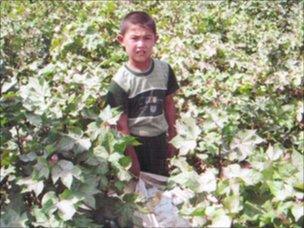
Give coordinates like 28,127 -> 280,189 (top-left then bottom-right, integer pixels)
155,34 -> 159,43
117,34 -> 124,46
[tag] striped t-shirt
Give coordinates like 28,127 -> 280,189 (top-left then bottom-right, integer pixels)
106,59 -> 179,137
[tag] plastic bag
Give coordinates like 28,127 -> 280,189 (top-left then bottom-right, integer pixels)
133,172 -> 192,227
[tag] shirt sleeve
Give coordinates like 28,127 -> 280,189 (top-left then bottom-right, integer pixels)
105,82 -> 129,114
166,64 -> 179,96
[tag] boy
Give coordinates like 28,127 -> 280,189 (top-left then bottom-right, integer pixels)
106,11 -> 179,177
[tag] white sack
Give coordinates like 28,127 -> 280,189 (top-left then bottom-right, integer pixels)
133,172 -> 192,228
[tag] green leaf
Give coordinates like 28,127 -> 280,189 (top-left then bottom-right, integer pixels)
191,207 -> 205,217
19,77 -> 51,115
122,193 -> 138,203
17,177 -> 44,196
223,194 -> 243,214
291,149 -> 304,183
291,203 -> 304,222
25,113 -> 42,126
294,182 -> 304,192
171,135 -> 196,156
57,134 -> 91,154
56,199 -> 76,221
114,135 -> 140,154
42,191 -> 58,205
170,171 -> 202,192
171,114 -> 201,155
197,169 -> 217,193
71,215 -> 96,227
169,156 -> 193,173
72,176 -> 100,210
19,152 -> 37,162
206,207 -> 232,227
57,135 -> 75,152
109,153 -> 132,181
108,152 -> 123,164
0,166 -> 15,183
115,180 -> 125,191
93,145 -> 109,160
0,208 -> 28,228
99,176 -> 109,190
242,201 -> 263,222
33,157 -> 50,179
223,164 -> 262,185
266,144 -> 283,161
2,77 -> 17,93
100,131 -> 115,153
51,160 -> 82,188
176,114 -> 201,138
62,173 -> 73,189
32,206 -> 64,227
41,191 -> 58,214
119,156 -> 132,168
74,138 -> 92,154
229,130 -> 265,161
267,181 -> 294,201
99,105 -> 122,125
117,169 -> 132,182
296,101 -> 304,123
86,121 -> 103,141
203,108 -> 229,130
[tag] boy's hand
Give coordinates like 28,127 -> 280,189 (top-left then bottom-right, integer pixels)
130,159 -> 140,178
130,164 -> 140,178
164,94 -> 178,158
168,143 -> 177,158
125,146 -> 140,177
117,114 -> 140,177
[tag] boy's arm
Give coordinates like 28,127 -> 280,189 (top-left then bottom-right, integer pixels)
106,81 -> 140,177
164,94 -> 178,157
117,113 -> 140,177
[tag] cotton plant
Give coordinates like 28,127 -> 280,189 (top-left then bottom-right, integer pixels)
1,0 -> 303,227
170,113 -> 201,156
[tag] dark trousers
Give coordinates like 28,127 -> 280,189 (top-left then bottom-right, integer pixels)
133,132 -> 169,176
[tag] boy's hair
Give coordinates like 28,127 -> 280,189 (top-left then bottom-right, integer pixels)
120,11 -> 156,35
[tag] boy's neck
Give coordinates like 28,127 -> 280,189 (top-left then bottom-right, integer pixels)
127,58 -> 153,73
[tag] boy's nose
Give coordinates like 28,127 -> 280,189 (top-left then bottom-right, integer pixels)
137,40 -> 144,47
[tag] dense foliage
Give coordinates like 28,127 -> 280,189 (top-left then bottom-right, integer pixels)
1,0 -> 303,227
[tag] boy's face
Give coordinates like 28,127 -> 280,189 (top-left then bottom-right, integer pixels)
118,23 -> 157,67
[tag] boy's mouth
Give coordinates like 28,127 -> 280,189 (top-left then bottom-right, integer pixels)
136,50 -> 146,55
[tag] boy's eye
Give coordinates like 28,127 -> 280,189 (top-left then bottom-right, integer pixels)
130,36 -> 151,41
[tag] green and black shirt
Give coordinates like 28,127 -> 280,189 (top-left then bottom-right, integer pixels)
106,59 -> 179,137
